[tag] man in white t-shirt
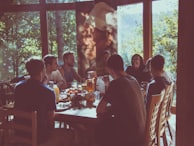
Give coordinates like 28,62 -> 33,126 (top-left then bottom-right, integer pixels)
43,54 -> 67,90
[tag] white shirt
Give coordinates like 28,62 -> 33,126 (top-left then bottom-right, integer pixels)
46,70 -> 66,89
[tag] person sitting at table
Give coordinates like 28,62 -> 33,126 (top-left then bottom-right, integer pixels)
96,54 -> 146,146
59,51 -> 83,87
14,56 -> 73,146
145,54 -> 171,110
143,56 -> 173,84
125,54 -> 152,84
43,54 -> 67,90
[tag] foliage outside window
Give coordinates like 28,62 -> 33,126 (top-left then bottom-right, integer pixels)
152,0 -> 178,81
0,12 -> 41,81
117,3 -> 143,69
0,0 -> 178,82
47,10 -> 77,65
117,0 -> 178,81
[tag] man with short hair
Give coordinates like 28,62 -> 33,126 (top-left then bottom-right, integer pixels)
145,54 -> 171,110
59,51 -> 83,87
14,56 -> 73,146
96,54 -> 146,146
43,54 -> 67,89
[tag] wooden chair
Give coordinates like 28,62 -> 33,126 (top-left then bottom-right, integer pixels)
1,108 -> 37,146
145,89 -> 165,146
165,82 -> 175,139
157,82 -> 175,146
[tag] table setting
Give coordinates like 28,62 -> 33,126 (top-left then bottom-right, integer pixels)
56,87 -> 101,112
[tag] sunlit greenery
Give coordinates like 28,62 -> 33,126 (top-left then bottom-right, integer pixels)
118,0 -> 178,80
0,10 -> 77,80
47,10 -> 77,63
0,0 -> 178,81
0,12 -> 41,80
117,3 -> 143,68
152,0 -> 178,80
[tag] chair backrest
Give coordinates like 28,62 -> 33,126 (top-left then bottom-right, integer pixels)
165,82 -> 175,118
145,89 -> 165,146
156,82 -> 175,144
2,109 -> 37,146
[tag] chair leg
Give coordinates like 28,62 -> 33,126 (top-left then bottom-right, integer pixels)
167,120 -> 173,140
162,131 -> 168,146
157,136 -> 161,146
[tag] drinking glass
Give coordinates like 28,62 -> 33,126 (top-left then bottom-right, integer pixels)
86,79 -> 94,92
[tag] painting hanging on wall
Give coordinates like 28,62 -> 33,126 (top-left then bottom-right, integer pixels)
76,1 -> 117,78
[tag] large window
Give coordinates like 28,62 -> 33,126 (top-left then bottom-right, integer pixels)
0,0 -> 178,83
47,10 -> 77,65
152,0 -> 178,81
0,12 -> 40,81
117,3 -> 143,69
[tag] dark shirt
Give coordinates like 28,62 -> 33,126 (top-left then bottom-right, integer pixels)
101,75 -> 146,146
145,76 -> 171,110
63,67 -> 74,83
126,65 -> 152,83
14,79 -> 56,144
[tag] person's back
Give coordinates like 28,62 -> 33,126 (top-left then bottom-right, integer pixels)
14,79 -> 56,143
146,76 -> 169,108
96,54 -> 146,146
106,75 -> 146,146
14,57 -> 56,144
145,55 -> 171,110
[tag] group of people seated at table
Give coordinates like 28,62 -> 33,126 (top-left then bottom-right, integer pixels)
95,53 -> 173,146
125,53 -> 173,85
12,51 -> 173,146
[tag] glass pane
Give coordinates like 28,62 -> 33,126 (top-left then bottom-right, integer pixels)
152,0 -> 178,81
117,3 -> 143,69
47,10 -> 77,66
12,0 -> 39,4
46,0 -> 93,3
0,12 -> 41,81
